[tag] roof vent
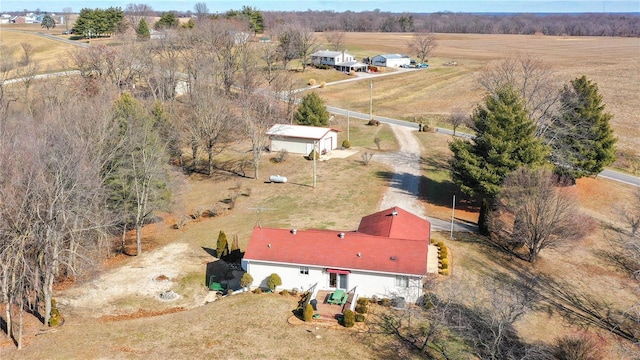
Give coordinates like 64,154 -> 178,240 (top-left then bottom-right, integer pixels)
390,256 -> 397,261
357,252 -> 362,257
338,232 -> 345,239
391,209 -> 398,216
291,229 -> 297,235
268,244 -> 271,248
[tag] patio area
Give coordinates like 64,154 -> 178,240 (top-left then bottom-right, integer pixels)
311,290 -> 354,321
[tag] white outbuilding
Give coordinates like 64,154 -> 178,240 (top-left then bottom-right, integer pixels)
266,124 -> 339,155
371,54 -> 411,67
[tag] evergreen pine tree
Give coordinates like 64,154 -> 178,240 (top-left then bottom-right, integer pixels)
137,18 -> 150,40
449,85 -> 548,235
294,92 -> 330,127
548,75 -> 617,179
216,230 -> 228,257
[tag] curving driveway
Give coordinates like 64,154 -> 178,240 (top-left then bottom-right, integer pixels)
374,124 -> 478,233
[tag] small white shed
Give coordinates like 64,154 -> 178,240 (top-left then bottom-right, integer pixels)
266,124 -> 339,155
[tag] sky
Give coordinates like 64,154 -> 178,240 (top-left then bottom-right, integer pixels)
1,0 -> 639,14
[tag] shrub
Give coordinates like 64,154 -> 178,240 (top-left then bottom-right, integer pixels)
343,310 -> 355,327
274,149 -> 288,163
355,314 -> 365,322
49,299 -> 61,327
437,241 -> 445,248
554,334 -> 603,360
355,304 -> 368,314
253,287 -> 263,294
341,139 -> 351,149
308,79 -> 316,86
303,303 -> 314,322
380,298 -> 392,307
279,289 -> 290,296
226,289 -> 234,296
320,81 -> 326,88
441,258 -> 449,267
440,246 -> 448,259
367,119 -> 380,126
266,273 -> 282,291
369,295 -> 378,304
439,268 -> 450,275
290,288 -> 299,296
308,149 -> 319,160
357,297 -> 369,306
240,272 -> 253,288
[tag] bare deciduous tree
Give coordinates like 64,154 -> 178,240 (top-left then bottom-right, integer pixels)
20,43 -> 34,66
449,108 -> 468,137
240,94 -> 278,180
193,2 -> 209,19
493,167 -> 592,262
324,30 -> 346,51
408,31 -> 437,63
479,53 -> 560,138
125,3 -> 154,31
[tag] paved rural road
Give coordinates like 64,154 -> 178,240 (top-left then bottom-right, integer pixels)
327,106 -> 639,188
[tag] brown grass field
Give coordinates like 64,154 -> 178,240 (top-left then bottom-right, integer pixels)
0,30 -> 638,358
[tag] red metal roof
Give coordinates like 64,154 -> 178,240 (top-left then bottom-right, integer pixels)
357,207 -> 431,241
244,207 -> 431,276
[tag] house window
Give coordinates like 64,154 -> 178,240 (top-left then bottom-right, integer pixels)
395,275 -> 409,288
299,266 -> 309,275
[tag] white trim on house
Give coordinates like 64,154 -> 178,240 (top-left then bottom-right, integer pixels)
242,260 -> 423,302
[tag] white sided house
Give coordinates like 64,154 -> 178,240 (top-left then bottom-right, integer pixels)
310,50 -> 368,72
371,54 -> 411,67
242,207 -> 431,303
266,124 -> 338,155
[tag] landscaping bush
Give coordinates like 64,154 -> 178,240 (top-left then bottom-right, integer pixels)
252,287 -> 262,294
380,298 -> 392,307
437,241 -> 445,248
240,273 -> 253,289
440,246 -> 448,259
303,303 -> 314,322
308,79 -> 316,86
226,289 -> 234,296
367,119 -> 380,126
369,295 -> 378,304
356,297 -> 369,314
439,268 -> 450,275
342,139 -> 351,149
48,299 -> 61,327
441,258 -> 449,267
266,273 -> 282,291
342,309 -> 355,327
308,149 -> 319,160
279,289 -> 290,296
355,314 -> 365,322
320,81 -> 326,88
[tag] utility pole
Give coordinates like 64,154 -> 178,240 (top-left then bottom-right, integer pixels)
347,110 -> 350,141
450,195 -> 456,239
369,80 -> 373,120
313,140 -> 317,188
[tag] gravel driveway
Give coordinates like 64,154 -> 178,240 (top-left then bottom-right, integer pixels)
374,124 -> 477,232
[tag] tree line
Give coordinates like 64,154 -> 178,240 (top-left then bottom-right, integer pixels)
72,4 -> 639,38
0,15 -> 304,348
